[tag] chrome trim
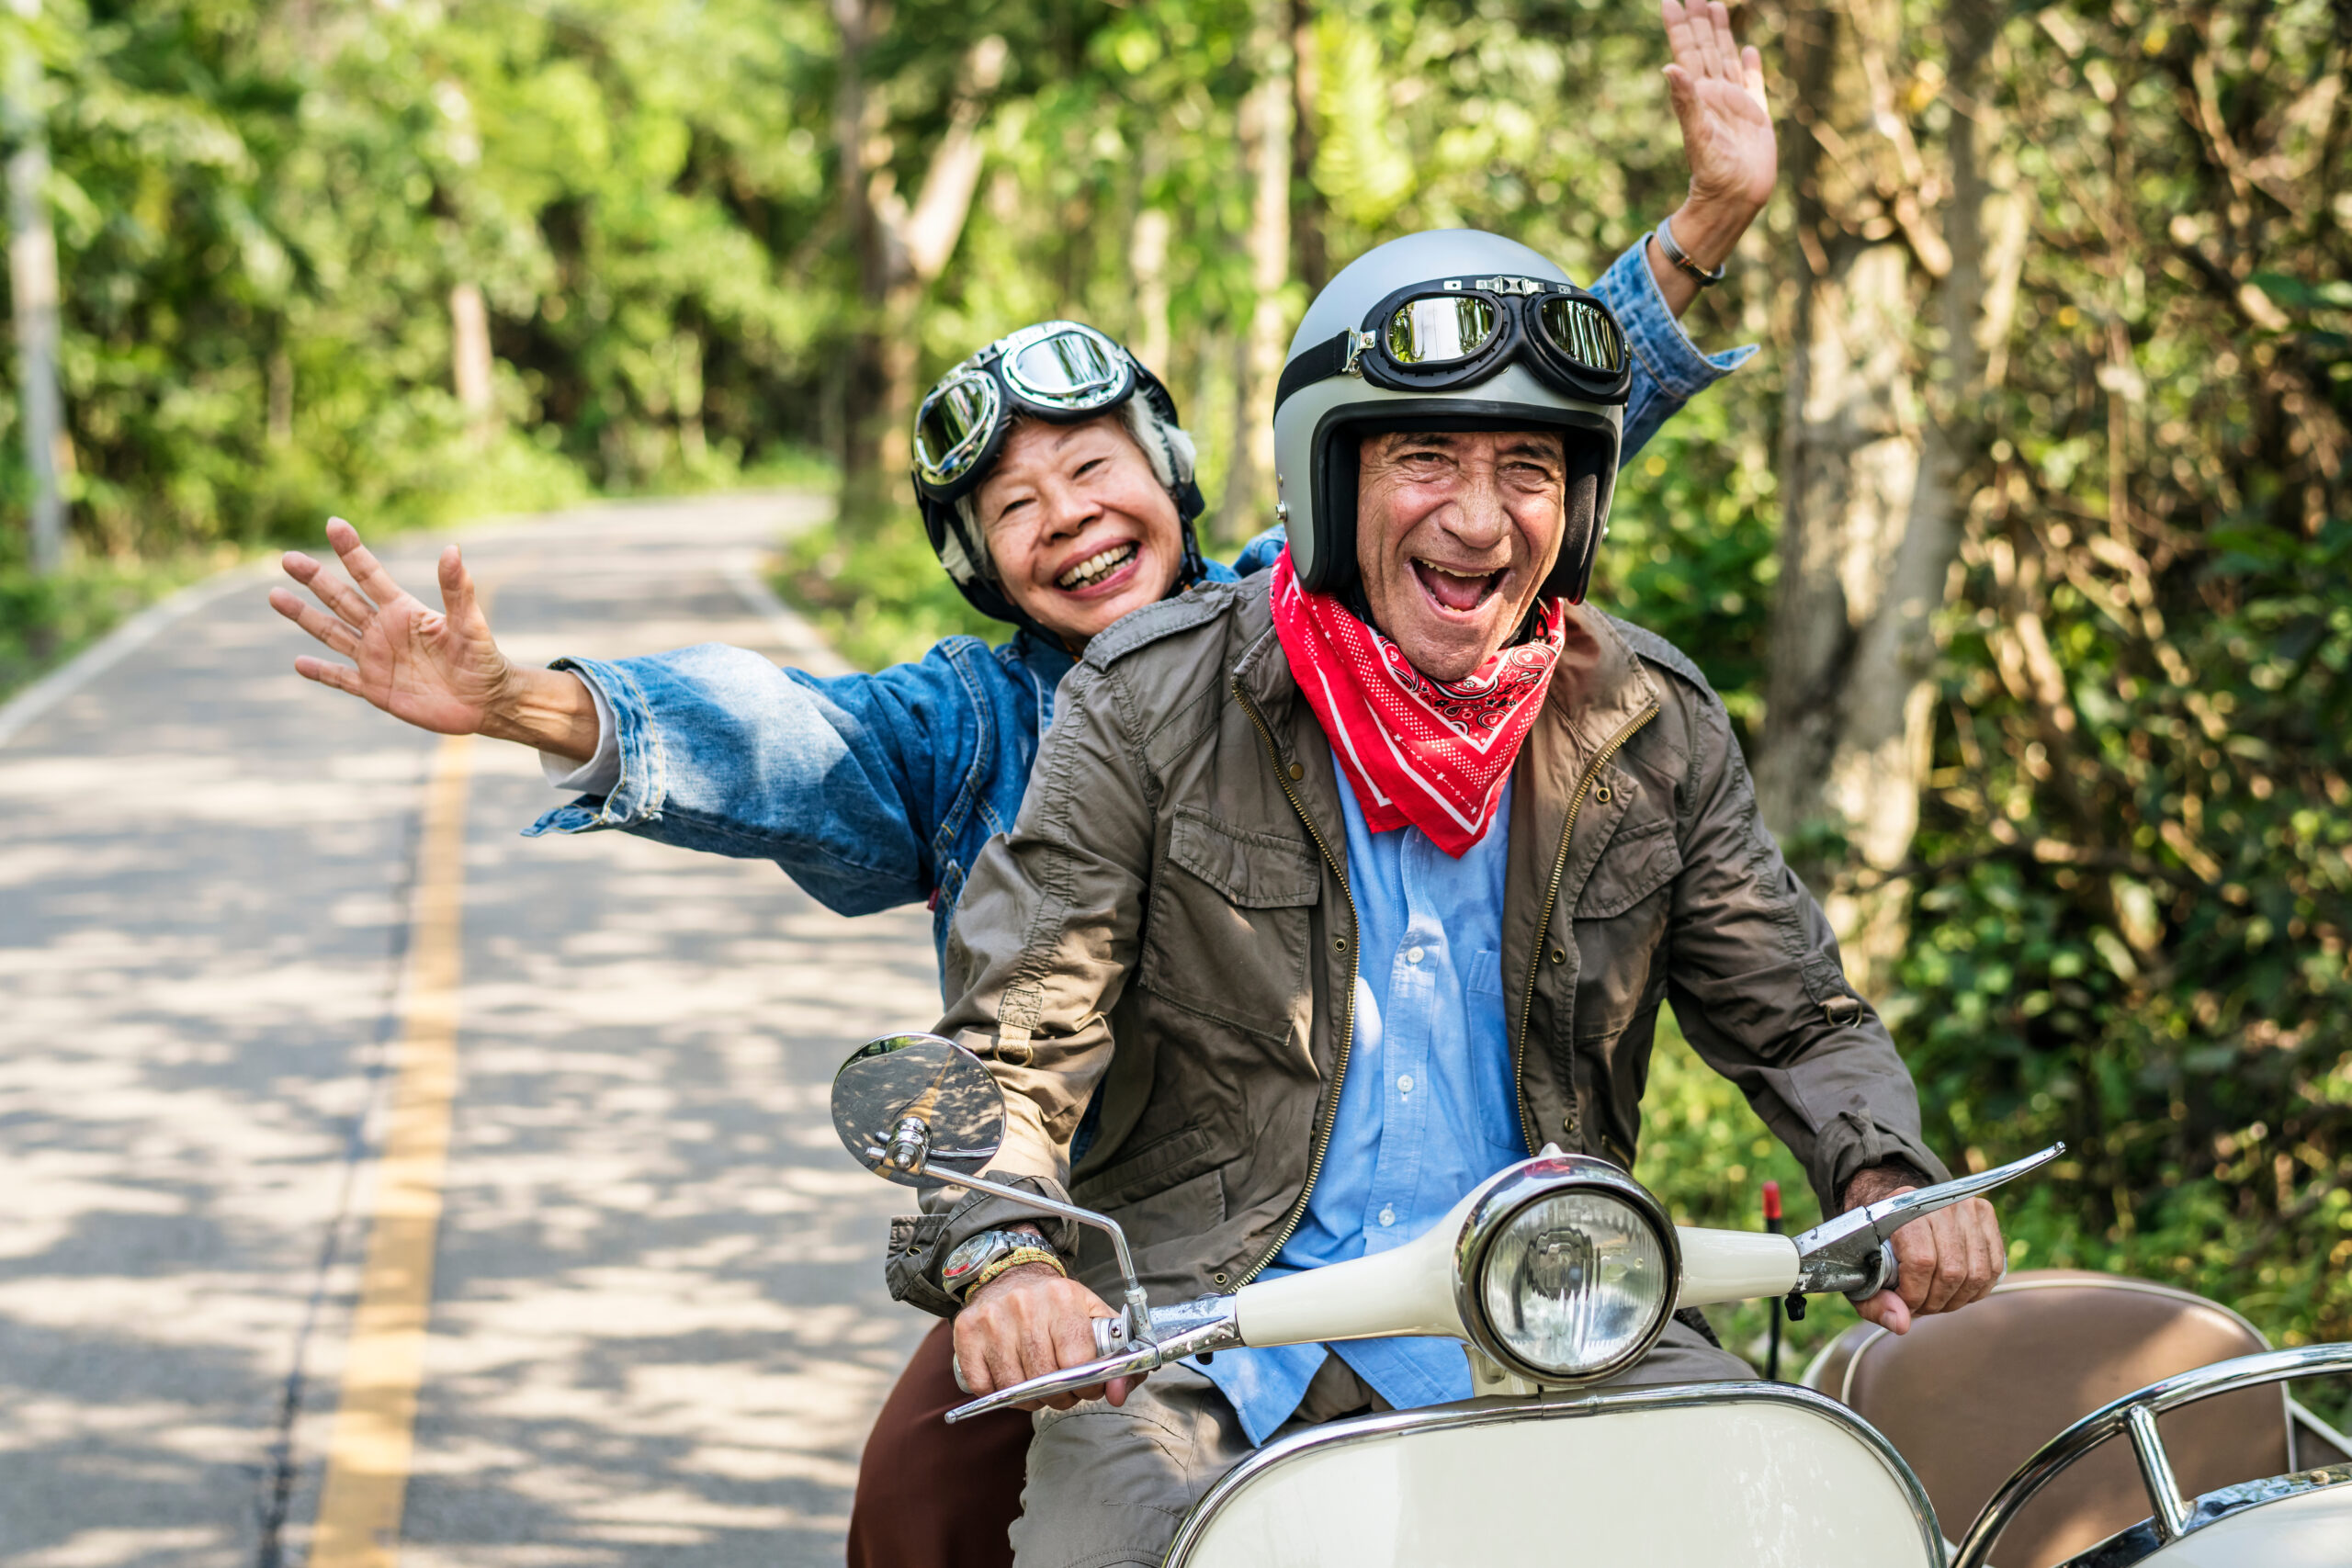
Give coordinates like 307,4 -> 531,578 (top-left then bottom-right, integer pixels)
1952,1342 -> 2352,1568
1162,1380 -> 1943,1568
2290,1395 -> 2352,1470
1449,1155 -> 1679,1387
2054,1463 -> 2352,1568
2123,1404 -> 2189,1540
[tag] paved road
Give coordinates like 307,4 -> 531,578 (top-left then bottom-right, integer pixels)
1,496 -> 941,1567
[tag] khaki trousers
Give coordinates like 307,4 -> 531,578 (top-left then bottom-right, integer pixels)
1007,1318 -> 1753,1568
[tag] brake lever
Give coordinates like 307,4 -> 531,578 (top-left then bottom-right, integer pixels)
1790,1143 -> 2064,1302
944,1301 -> 1243,1424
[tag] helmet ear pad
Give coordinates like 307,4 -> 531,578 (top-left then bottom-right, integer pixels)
1295,403 -> 1620,605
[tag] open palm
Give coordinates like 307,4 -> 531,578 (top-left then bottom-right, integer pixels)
270,518 -> 512,736
1662,0 -> 1777,214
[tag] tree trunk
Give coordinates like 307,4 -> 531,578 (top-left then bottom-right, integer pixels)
1219,0 -> 1294,543
1289,0 -> 1328,292
5,33 -> 64,579
449,281 -> 493,437
1758,0 -> 2007,995
1130,202 -> 1172,377
832,16 -> 1004,531
831,0 -> 893,528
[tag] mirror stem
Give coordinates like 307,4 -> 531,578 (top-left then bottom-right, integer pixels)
925,1168 -> 1155,1346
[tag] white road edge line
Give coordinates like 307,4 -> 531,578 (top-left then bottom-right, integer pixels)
0,559 -> 274,750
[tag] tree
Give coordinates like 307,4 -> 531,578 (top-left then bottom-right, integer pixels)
1757,0 -> 2017,994
831,4 -> 1004,529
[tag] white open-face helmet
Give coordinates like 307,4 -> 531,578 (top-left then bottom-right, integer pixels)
1272,229 -> 1632,602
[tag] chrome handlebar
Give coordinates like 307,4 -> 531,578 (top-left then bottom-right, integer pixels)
946,1299 -> 1245,1424
1790,1143 -> 2064,1301
938,1143 -> 2070,1420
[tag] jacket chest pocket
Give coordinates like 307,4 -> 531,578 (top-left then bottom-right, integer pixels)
1571,815 -> 1681,1045
1139,805 -> 1320,1040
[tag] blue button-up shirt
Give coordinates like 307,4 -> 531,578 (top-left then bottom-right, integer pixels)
1195,772 -> 1529,1445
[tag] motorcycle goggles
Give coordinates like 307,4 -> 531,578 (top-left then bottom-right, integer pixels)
912,321 -> 1139,502
1273,275 -> 1633,412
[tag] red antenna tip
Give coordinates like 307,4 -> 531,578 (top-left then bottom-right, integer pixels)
1761,1179 -> 1782,1221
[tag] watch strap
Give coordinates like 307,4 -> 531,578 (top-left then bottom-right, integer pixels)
969,1247 -> 1067,1295
942,1228 -> 1065,1299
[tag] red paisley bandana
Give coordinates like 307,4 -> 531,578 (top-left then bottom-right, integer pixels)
1269,547 -> 1565,857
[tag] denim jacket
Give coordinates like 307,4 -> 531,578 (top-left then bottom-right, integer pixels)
526,240 -> 1752,974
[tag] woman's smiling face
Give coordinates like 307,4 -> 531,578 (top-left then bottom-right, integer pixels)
977,414 -> 1185,649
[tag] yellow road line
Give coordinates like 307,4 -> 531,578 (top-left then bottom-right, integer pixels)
311,727 -> 476,1568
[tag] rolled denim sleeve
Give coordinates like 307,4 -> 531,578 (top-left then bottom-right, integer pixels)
522,643 -> 973,917
1591,241 -> 1758,458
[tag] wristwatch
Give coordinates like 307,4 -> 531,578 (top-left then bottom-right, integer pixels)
941,1229 -> 1065,1300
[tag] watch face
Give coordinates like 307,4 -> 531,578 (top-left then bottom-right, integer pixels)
941,1233 -> 1006,1290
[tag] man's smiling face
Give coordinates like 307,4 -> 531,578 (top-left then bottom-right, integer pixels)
1353,429 -> 1569,681
978,414 -> 1183,649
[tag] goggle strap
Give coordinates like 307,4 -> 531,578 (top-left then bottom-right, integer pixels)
1274,330 -> 1361,412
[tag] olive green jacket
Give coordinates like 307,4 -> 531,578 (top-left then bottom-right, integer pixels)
885,573 -> 1946,1315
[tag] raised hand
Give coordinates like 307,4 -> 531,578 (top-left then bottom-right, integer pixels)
1661,0 -> 1775,220
271,518 -> 599,758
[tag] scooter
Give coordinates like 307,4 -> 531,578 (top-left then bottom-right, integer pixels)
831,1032 -> 2352,1566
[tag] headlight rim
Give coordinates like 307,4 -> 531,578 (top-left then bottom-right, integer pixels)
1451,1154 -> 1681,1387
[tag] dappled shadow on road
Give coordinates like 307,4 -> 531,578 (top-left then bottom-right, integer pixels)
386,761 -> 943,1565
4,500 -> 947,1568
0,609 -> 432,1568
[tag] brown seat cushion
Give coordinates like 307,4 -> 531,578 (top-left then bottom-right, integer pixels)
1808,1269 -> 2288,1567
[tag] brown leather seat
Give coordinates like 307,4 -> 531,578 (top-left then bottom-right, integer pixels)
1803,1269 -> 2289,1567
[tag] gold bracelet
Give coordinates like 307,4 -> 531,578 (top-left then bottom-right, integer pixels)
968,1247 -> 1067,1295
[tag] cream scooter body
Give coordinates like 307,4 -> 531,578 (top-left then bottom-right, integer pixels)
831,1035 -> 2352,1568
1229,1186 -> 1802,1351
1186,1201 -> 1936,1567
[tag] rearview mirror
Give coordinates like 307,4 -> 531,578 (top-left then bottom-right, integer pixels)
829,1031 -> 1158,1355
830,1032 -> 1007,1190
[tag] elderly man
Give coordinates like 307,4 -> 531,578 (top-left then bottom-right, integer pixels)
894,226 -> 2008,1566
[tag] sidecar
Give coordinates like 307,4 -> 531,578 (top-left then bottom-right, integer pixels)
1159,1329 -> 2352,1568
1802,1269 -> 2352,1568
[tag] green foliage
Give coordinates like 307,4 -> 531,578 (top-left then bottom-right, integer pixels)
1883,0 -> 2352,1366
777,506 -> 1000,672
6,0 -> 836,570
1633,1009 -> 1864,1376
0,547 -> 225,695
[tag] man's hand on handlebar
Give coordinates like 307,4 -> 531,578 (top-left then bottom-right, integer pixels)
1843,1164 -> 2007,1336
954,1262 -> 1144,1411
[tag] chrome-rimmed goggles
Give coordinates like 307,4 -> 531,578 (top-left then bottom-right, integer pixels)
913,321 -> 1139,498
1274,275 -> 1633,411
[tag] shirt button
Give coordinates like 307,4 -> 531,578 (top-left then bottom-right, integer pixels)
1397,1074 -> 1414,1094
1288,762 -> 1305,781
1379,1207 -> 1396,1227
1407,945 -> 1425,964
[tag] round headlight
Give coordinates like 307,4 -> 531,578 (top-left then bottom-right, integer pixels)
1455,1156 -> 1679,1385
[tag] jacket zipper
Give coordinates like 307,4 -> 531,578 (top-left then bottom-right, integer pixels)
1511,703 -> 1659,1156
1231,677 -> 1360,1289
